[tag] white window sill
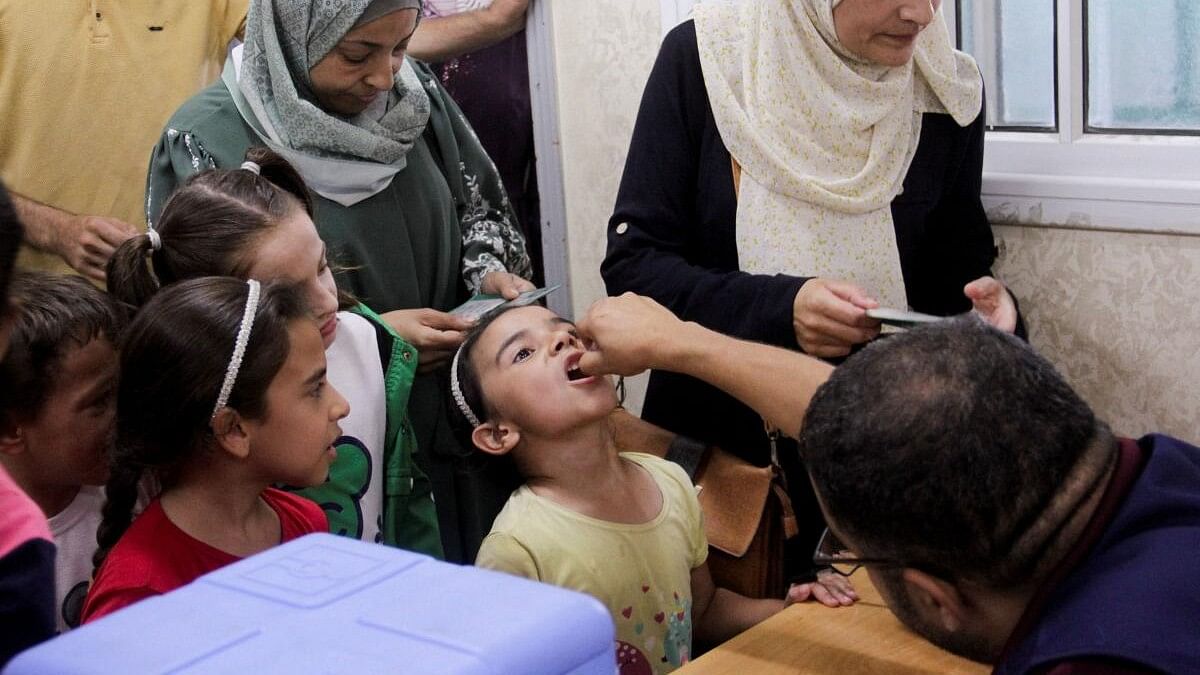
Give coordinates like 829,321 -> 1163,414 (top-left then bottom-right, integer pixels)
982,133 -> 1200,236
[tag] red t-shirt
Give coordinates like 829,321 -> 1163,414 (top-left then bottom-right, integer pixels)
80,488 -> 326,624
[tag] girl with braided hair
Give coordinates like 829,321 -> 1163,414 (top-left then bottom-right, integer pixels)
81,278 -> 347,622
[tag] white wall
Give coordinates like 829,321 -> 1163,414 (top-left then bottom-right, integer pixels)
547,0 -> 663,410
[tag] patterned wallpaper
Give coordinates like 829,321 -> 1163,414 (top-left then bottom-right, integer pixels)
994,225 -> 1200,440
551,0 -> 662,409
545,4 -> 1199,434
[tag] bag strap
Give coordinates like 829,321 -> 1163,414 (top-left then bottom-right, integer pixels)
770,465 -> 800,540
666,435 -> 708,480
763,419 -> 799,539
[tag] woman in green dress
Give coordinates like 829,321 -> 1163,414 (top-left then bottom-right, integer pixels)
146,0 -> 533,562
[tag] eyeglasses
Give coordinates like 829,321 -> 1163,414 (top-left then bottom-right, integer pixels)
812,527 -> 903,577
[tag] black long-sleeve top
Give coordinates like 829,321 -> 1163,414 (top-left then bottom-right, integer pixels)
602,21 -> 1002,463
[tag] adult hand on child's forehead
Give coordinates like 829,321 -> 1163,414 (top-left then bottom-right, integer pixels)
576,293 -> 685,377
381,308 -> 472,373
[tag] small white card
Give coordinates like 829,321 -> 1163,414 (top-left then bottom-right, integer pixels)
450,284 -> 561,321
866,307 -> 944,329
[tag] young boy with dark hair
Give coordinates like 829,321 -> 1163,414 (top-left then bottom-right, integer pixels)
0,271 -> 124,631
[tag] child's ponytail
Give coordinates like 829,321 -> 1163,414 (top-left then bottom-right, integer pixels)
104,147 -> 315,309
106,232 -> 163,309
244,146 -> 313,216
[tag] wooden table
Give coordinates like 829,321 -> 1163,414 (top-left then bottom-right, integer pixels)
678,574 -> 988,674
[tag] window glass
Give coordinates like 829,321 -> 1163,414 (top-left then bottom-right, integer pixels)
1086,0 -> 1200,133
958,0 -> 1057,130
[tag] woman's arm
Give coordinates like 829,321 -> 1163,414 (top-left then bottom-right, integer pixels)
926,106 -> 1027,338
430,75 -> 533,294
601,22 -> 804,349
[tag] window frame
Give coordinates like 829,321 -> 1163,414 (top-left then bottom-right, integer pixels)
952,0 -> 1200,235
526,1 -> 573,317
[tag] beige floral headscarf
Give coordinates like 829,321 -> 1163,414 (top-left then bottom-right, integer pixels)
695,0 -> 982,308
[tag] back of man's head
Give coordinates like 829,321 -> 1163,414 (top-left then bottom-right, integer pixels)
800,317 -> 1113,588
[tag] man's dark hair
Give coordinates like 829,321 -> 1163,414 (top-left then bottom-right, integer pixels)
0,180 -> 24,302
0,272 -> 126,420
799,317 -> 1113,587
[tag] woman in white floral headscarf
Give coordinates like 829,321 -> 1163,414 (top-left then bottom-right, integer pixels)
603,0 -> 1021,577
146,0 -> 533,563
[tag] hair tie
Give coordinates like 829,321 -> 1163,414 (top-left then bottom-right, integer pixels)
212,279 -> 261,418
146,228 -> 163,252
449,345 -> 481,427
240,160 -> 262,175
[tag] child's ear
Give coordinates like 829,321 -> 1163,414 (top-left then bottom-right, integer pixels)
210,408 -> 252,460
471,421 -> 521,457
0,413 -> 27,457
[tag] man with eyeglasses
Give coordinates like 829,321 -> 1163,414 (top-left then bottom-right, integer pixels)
578,293 -> 1199,675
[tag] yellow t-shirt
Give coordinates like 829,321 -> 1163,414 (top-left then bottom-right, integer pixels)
0,0 -> 247,274
476,453 -> 708,674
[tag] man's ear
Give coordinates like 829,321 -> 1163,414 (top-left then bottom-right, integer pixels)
901,567 -> 968,633
471,421 -> 521,457
0,413 -> 27,457
210,408 -> 252,460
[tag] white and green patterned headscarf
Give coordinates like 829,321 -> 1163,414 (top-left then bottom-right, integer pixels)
239,0 -> 427,171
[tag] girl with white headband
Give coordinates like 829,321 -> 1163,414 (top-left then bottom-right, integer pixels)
450,304 -> 853,674
82,277 -> 348,622
108,147 -> 444,560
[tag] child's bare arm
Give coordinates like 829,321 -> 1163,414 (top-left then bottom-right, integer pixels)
691,562 -> 785,645
786,570 -> 858,607
691,565 -> 861,644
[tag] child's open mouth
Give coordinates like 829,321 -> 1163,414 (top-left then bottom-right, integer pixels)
565,352 -> 593,383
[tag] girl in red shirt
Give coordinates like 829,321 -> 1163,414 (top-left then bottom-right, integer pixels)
81,277 -> 349,622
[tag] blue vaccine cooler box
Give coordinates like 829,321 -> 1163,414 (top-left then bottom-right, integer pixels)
6,533 -> 615,674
